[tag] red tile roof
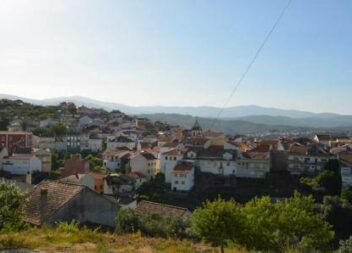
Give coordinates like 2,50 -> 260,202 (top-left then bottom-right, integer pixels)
162,149 -> 183,156
173,162 -> 193,172
25,180 -> 84,226
135,200 -> 189,218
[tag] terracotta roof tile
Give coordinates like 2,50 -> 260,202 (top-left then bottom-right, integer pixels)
24,180 -> 84,226
173,162 -> 193,172
135,200 -> 189,218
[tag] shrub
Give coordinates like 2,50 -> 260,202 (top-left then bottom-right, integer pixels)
116,208 -> 190,239
337,236 -> 352,253
0,182 -> 28,232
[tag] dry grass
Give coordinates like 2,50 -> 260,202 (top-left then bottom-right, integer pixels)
0,226 -> 247,253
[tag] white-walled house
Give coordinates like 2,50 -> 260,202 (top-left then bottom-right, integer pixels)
89,138 -> 103,152
103,150 -> 132,170
171,162 -> 195,191
287,144 -> 329,175
183,145 -> 270,179
185,147 -> 239,176
130,152 -> 160,178
60,174 -> 96,191
339,153 -> 352,189
160,149 -> 184,183
32,136 -> 55,150
2,155 -> 42,175
107,136 -> 135,151
235,157 -> 270,178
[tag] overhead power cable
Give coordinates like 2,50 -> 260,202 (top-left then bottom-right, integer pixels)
211,0 -> 293,129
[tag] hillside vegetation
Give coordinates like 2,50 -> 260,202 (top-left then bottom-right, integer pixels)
0,225 -> 246,253
141,113 -> 313,135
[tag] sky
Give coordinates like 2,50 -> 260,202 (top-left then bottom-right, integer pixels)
0,0 -> 351,114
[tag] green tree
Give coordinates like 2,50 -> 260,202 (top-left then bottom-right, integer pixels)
0,182 -> 28,232
192,197 -> 245,253
341,188 -> 352,202
116,208 -> 189,238
242,193 -> 334,252
50,124 -> 67,137
116,208 -> 140,234
85,154 -> 104,172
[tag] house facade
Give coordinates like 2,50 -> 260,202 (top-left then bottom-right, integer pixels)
130,152 -> 160,178
2,155 -> 42,175
62,154 -> 90,177
339,153 -> 352,189
107,136 -> 135,151
0,131 -> 32,154
160,149 -> 184,183
171,162 -> 194,191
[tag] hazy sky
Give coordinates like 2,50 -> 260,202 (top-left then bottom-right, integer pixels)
0,0 -> 351,113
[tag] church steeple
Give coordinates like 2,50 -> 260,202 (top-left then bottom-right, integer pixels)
191,119 -> 203,137
192,119 -> 202,131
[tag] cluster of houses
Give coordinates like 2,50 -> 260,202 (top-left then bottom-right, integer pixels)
1,102 -> 352,228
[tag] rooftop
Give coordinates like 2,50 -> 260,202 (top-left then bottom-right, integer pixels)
25,180 -> 85,226
135,200 -> 189,218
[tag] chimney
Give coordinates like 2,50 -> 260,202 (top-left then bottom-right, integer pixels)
26,171 -> 32,184
40,188 -> 48,223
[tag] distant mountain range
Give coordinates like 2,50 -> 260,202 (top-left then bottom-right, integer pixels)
1,94 -> 352,132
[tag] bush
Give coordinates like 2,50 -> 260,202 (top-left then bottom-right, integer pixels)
0,182 -> 28,232
116,208 -> 190,239
337,236 -> 352,253
341,188 -> 352,203
192,193 -> 334,253
57,220 -> 80,233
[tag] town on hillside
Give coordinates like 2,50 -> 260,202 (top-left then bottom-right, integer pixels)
0,100 -> 352,229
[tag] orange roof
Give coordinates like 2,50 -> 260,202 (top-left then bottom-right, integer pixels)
162,149 -> 183,156
289,144 -> 308,155
173,162 -> 193,172
135,200 -> 189,218
249,144 -> 271,153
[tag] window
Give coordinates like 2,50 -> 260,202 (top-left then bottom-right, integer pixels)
165,156 -> 168,160
181,181 -> 185,185
174,157 -> 177,160
174,180 -> 179,184
226,162 -> 230,166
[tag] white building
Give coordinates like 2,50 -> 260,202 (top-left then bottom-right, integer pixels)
130,152 -> 160,179
171,162 -> 195,191
89,138 -> 103,152
60,174 -> 96,191
32,136 -> 56,150
185,147 -> 240,176
235,157 -> 270,178
80,134 -> 103,153
339,153 -> 352,189
2,155 -> 42,175
287,144 -> 329,175
107,135 -> 135,151
160,149 -> 184,183
103,150 -> 132,170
